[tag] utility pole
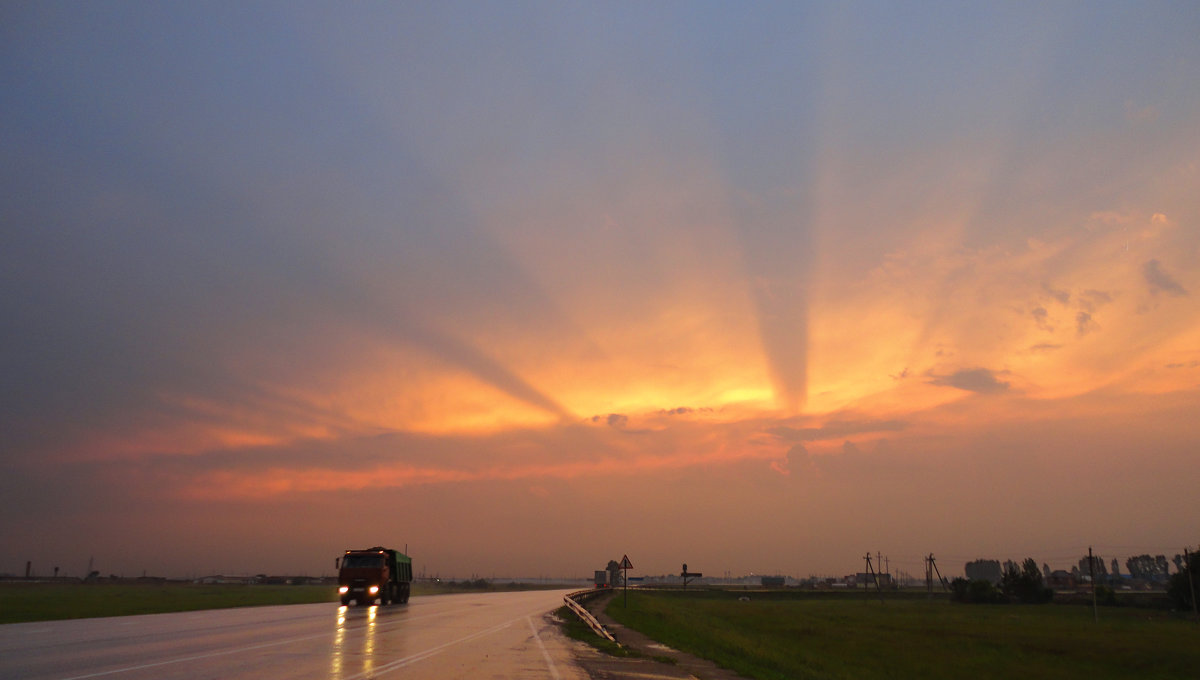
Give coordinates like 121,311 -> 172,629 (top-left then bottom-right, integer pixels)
928,554 -> 948,592
925,555 -> 930,597
1186,547 -> 1198,624
1089,546 -> 1098,622
865,553 -> 884,604
925,554 -> 935,598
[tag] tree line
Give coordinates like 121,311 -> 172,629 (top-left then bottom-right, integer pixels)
953,549 -> 1198,611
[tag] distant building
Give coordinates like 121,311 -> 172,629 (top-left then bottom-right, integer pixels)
196,575 -> 255,585
760,576 -> 786,587
964,559 -> 1002,585
853,573 -> 893,588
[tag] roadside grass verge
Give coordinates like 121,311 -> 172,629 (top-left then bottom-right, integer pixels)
606,590 -> 1200,680
0,583 -> 337,624
555,605 -> 639,657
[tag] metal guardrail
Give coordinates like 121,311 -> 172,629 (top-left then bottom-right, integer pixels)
562,589 -> 618,645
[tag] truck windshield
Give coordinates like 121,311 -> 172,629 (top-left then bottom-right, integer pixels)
342,555 -> 385,569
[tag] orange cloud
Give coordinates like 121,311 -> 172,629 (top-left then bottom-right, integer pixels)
178,434 -> 785,501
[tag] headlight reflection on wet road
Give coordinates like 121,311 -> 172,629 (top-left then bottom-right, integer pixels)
329,604 -> 380,680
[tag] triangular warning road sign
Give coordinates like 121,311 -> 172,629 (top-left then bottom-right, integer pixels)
620,554 -> 633,570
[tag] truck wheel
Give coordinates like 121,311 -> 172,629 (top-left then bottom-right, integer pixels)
340,596 -> 350,606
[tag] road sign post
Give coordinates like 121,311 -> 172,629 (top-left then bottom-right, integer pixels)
681,563 -> 702,589
620,555 -> 633,607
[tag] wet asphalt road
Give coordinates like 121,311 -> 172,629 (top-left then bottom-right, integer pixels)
0,589 -> 588,680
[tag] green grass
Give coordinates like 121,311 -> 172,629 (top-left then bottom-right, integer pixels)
606,590 -> 1200,680
0,583 -> 337,624
555,605 -> 638,657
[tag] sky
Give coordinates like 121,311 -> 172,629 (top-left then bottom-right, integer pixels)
2,1 -> 1198,581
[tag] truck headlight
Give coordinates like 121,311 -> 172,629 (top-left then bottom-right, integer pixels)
338,586 -> 349,594
368,585 -> 379,595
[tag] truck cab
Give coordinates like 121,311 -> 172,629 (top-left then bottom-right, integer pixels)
338,547 -> 412,606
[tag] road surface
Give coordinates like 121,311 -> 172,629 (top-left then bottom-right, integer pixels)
0,589 -> 588,680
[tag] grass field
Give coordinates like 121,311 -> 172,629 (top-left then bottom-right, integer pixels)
0,583 -> 338,624
605,590 -> 1200,680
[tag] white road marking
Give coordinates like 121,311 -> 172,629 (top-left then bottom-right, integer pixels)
528,615 -> 562,680
348,604 -> 561,679
57,630 -> 334,680
344,619 -> 515,678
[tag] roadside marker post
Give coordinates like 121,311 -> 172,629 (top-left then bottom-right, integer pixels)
1185,547 -> 1198,624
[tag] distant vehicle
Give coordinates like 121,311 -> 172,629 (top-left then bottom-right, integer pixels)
594,570 -> 611,588
338,547 -> 412,606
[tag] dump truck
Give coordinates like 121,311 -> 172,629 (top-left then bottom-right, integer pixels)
337,547 -> 413,606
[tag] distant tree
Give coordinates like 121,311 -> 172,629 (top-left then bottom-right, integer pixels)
1126,554 -> 1170,583
1126,555 -> 1148,579
1167,549 -> 1199,611
1001,558 -> 1053,604
1095,584 -> 1119,607
1079,554 -> 1107,581
1156,555 -> 1170,579
1110,558 -> 1120,579
950,577 -> 1004,604
950,577 -> 968,601
955,560 -> 1051,605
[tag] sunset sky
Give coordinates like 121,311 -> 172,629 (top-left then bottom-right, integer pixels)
3,2 -> 1198,581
